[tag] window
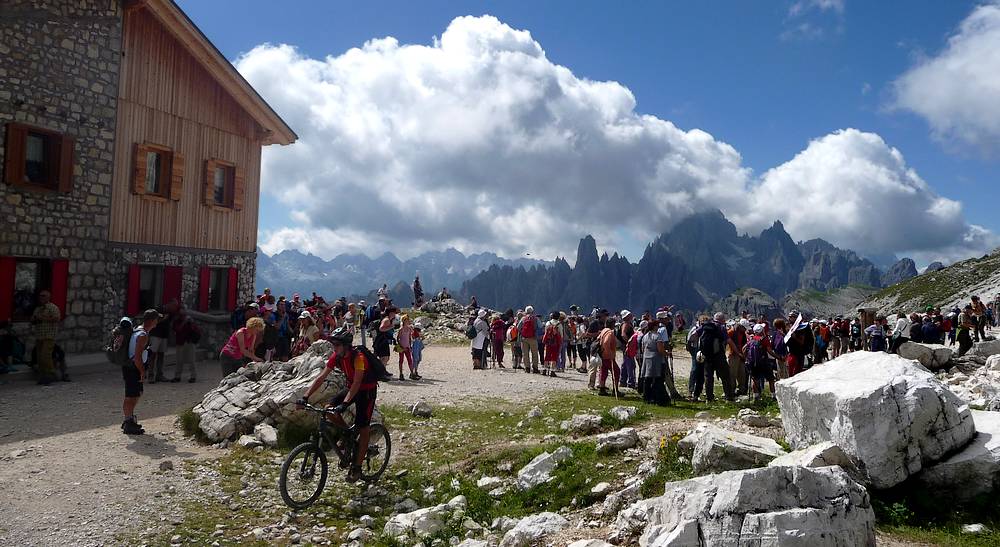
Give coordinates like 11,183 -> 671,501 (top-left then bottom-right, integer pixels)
203,159 -> 244,211
137,265 -> 164,312
3,122 -> 74,192
132,143 -> 182,200
207,268 -> 229,311
10,259 -> 51,321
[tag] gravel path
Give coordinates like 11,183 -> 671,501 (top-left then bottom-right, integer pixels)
0,344 -> 660,546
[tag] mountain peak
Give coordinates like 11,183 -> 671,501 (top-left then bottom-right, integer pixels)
576,235 -> 599,267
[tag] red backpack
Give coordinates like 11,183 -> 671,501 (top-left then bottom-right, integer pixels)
520,316 -> 536,338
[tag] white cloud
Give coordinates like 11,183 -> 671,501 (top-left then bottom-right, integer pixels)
242,15 -> 995,265
728,129 -> 999,264
789,0 -> 845,17
240,16 -> 749,260
892,2 -> 1000,152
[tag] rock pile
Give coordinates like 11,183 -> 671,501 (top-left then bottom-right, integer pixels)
776,351 -> 975,489
938,354 -> 1000,409
414,299 -> 498,345
193,341 -> 346,443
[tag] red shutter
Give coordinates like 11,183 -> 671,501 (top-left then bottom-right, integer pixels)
198,266 -> 210,312
163,266 -> 182,305
50,259 -> 68,319
0,257 -> 15,321
57,135 -> 74,193
125,264 -> 141,317
227,267 -> 238,311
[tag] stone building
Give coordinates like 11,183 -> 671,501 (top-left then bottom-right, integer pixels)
0,0 -> 296,353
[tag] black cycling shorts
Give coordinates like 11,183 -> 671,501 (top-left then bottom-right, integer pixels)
330,388 -> 376,428
122,365 -> 143,397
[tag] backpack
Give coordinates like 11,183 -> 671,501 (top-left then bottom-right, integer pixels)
366,305 -> 382,326
590,337 -> 604,360
698,322 -> 724,359
770,330 -> 787,358
507,325 -> 518,342
105,322 -> 132,367
520,317 -> 536,338
353,345 -> 390,383
743,337 -> 767,373
465,323 -> 477,340
686,328 -> 701,354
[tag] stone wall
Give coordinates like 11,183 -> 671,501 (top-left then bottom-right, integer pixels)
105,243 -> 257,334
0,0 -> 124,353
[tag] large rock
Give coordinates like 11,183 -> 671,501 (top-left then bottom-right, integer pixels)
193,341 -> 347,442
897,341 -> 953,370
596,428 -> 640,454
499,512 -> 568,547
383,504 -> 452,537
516,446 -> 572,490
938,354 -> 1000,409
560,413 -> 603,435
680,424 -> 786,474
776,352 -> 975,489
918,410 -> 1000,502
970,339 -> 1000,359
611,466 -> 875,546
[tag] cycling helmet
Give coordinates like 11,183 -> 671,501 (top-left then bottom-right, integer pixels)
329,326 -> 353,346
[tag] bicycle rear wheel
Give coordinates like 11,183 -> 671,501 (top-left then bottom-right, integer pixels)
360,423 -> 391,482
279,442 -> 328,509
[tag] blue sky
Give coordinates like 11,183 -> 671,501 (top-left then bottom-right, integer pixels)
178,0 -> 998,264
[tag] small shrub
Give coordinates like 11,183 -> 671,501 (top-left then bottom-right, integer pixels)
178,406 -> 209,444
277,420 -> 316,449
640,435 -> 693,497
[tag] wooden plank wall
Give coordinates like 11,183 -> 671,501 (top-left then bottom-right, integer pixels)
109,7 -> 263,252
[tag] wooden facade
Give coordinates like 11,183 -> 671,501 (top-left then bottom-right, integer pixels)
109,5 -> 282,253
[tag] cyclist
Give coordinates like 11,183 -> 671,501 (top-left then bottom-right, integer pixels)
298,326 -> 377,483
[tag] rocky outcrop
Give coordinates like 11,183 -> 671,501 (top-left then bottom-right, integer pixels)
880,258 -> 918,287
560,414 -> 603,435
897,341 -> 953,370
712,288 -> 783,323
776,352 -> 975,489
768,442 -> 861,482
918,410 -> 1000,503
679,424 -> 786,474
611,466 -> 875,546
596,428 -> 640,454
938,355 -> 1000,409
193,341 -> 345,443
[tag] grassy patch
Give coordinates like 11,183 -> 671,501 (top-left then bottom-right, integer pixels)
640,435 -> 694,498
177,406 -> 209,444
873,483 -> 1000,546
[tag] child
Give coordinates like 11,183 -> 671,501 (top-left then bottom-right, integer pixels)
541,321 -> 561,377
397,314 -> 417,380
411,327 -> 424,377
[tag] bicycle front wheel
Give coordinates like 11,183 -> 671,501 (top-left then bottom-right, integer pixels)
279,442 -> 328,509
360,423 -> 391,482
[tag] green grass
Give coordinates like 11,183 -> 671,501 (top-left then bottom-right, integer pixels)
640,436 -> 694,497
873,252 -> 1000,310
177,406 -> 209,444
873,481 -> 1000,546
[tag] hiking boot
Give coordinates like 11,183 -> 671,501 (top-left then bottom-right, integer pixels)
598,387 -> 610,397
549,371 -> 558,378
532,368 -> 540,374
540,369 -> 548,376
398,374 -> 405,381
346,466 -> 362,484
409,372 -> 418,380
122,420 -> 144,435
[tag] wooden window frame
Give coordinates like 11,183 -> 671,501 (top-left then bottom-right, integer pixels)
3,122 -> 74,193
132,142 -> 183,202
203,158 -> 245,212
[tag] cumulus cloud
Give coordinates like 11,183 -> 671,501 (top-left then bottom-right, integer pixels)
239,16 -> 749,260
893,2 -> 1000,152
730,129 -> 998,263
241,15 -> 995,264
788,0 -> 845,17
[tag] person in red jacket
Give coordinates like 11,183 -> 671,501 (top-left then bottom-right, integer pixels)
541,320 -> 562,377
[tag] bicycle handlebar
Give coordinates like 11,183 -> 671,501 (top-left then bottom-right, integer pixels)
299,402 -> 342,415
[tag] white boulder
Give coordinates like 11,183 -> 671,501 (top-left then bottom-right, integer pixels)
736,408 -> 775,428
897,341 -> 954,370
253,423 -> 278,447
776,352 -> 975,489
970,339 -> 1000,359
682,424 -> 786,474
383,504 -> 451,537
516,446 -> 572,490
596,428 -> 640,453
499,512 -> 568,547
411,401 -> 433,418
612,466 -> 875,547
768,441 -> 861,481
610,405 -> 638,422
236,434 -> 262,449
918,410 -> 1000,502
568,541 -> 614,547
560,413 -> 603,435
193,341 -> 345,442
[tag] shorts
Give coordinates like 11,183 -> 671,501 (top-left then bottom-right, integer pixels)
373,334 -> 391,358
122,365 -> 143,397
331,388 -> 376,428
471,347 -> 484,361
148,336 -> 168,353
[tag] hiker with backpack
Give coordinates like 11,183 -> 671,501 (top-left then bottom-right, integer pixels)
374,305 -> 398,375
639,320 -> 670,405
727,319 -> 749,397
686,318 -> 705,399
171,311 -> 200,383
490,314 -> 507,368
585,309 -> 610,389
744,323 -> 778,401
597,317 -> 620,397
122,309 -> 160,435
516,306 -> 541,374
470,309 -> 490,370
693,312 -> 736,402
509,312 -> 523,369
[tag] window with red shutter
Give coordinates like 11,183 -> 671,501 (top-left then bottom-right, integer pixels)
198,267 -> 210,312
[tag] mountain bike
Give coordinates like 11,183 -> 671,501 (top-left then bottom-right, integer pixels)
278,402 -> 391,509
